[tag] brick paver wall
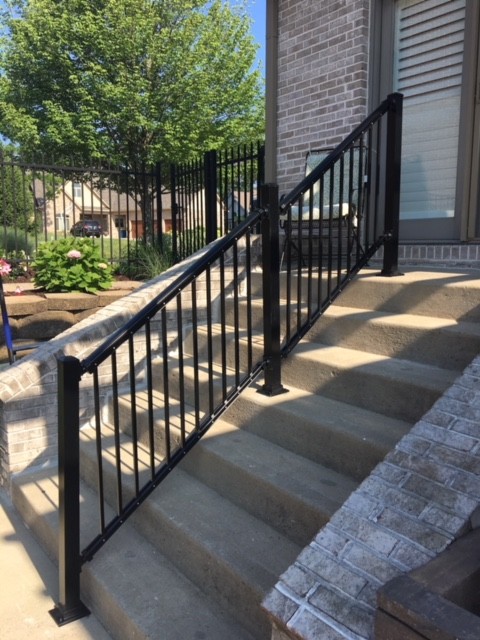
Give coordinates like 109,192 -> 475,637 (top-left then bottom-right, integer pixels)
263,359 -> 480,639
277,0 -> 370,195
0,239 -> 251,488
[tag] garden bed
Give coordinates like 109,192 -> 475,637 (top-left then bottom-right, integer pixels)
0,280 -> 140,362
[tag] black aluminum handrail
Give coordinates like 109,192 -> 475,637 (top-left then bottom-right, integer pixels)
51,94 -> 402,625
279,92 -> 403,357
50,193 -> 285,625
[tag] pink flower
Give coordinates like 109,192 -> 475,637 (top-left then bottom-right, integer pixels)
0,259 -> 12,277
67,250 -> 82,259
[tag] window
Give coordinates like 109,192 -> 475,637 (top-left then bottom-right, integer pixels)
73,182 -> 82,199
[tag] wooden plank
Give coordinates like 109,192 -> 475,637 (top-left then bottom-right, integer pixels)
378,574 -> 480,640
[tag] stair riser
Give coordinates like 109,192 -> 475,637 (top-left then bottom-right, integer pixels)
180,443 -> 327,546
224,393 -> 394,482
282,354 -> 445,424
250,271 -> 480,321
150,343 -> 443,425
225,298 -> 480,372
333,277 -> 480,321
309,313 -> 480,371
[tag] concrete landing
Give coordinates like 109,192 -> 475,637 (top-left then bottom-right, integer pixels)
0,489 -> 111,640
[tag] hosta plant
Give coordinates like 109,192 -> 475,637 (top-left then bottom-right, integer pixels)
33,237 -> 113,293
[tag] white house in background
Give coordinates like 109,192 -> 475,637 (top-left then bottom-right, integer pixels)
32,179 -> 173,239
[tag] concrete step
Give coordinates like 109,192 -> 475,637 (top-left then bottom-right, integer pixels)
78,427 -> 301,639
162,324 -> 455,424
11,468 -> 256,640
225,294 -> 480,371
281,342 -> 457,423
249,267 -> 480,321
308,305 -> 480,371
223,383 -> 411,481
330,267 -> 480,321
105,390 -> 357,545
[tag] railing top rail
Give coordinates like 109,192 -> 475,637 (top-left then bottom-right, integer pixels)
280,92 -> 402,210
80,206 -> 266,374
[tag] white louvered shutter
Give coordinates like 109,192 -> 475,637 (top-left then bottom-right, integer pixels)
394,0 -> 466,220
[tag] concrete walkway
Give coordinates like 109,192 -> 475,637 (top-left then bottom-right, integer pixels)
0,489 -> 112,640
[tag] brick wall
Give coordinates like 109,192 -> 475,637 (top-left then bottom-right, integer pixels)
263,359 -> 480,639
0,238 -> 257,488
277,0 -> 370,195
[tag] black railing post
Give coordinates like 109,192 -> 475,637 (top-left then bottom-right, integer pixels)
170,163 -> 179,262
381,92 -> 403,277
155,162 -> 163,250
50,355 -> 90,626
259,183 -> 287,396
204,149 -> 218,244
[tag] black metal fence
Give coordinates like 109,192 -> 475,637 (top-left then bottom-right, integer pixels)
0,142 -> 264,277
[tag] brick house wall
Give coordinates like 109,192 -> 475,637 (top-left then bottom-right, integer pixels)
277,0 -> 370,195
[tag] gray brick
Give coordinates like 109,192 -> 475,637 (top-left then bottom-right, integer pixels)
388,540 -> 434,570
401,473 -> 477,516
375,507 -> 452,552
296,546 -> 367,598
313,525 -> 350,558
412,420 -> 478,452
287,608 -> 350,640
451,469 -> 480,500
329,508 -> 399,555
421,408 -> 456,428
278,563 -> 318,599
371,462 -> 410,487
359,476 -> 428,517
309,585 -> 374,637
386,449 -> 456,485
344,543 -> 401,584
263,587 -> 299,628
420,505 -> 466,537
427,443 -> 480,475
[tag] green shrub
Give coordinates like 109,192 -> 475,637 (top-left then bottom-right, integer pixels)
33,237 -> 113,293
116,236 -> 174,280
0,228 -> 35,258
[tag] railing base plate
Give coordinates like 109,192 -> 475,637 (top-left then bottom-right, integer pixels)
257,384 -> 289,397
49,602 -> 90,627
379,269 -> 404,277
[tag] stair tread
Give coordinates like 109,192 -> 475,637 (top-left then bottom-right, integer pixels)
323,304 -> 480,335
230,383 -> 410,449
130,388 -> 357,506
291,341 -> 457,390
12,469 -> 255,640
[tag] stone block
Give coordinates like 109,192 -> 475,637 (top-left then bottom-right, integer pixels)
16,310 -> 76,339
44,291 -> 99,311
5,295 -> 49,317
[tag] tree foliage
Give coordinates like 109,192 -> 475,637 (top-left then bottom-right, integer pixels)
0,0 -> 264,166
0,147 -> 37,232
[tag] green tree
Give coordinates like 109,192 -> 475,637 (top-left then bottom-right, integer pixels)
0,0 -> 264,241
0,147 -> 37,232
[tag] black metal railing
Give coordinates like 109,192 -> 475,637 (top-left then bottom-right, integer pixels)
279,92 -> 403,356
50,195 -> 285,624
170,142 -> 264,259
50,94 -> 402,624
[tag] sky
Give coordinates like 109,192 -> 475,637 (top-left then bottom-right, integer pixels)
245,0 -> 266,74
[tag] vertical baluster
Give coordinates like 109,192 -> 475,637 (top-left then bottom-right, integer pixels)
145,320 -> 156,478
93,369 -> 106,532
161,306 -> 171,462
